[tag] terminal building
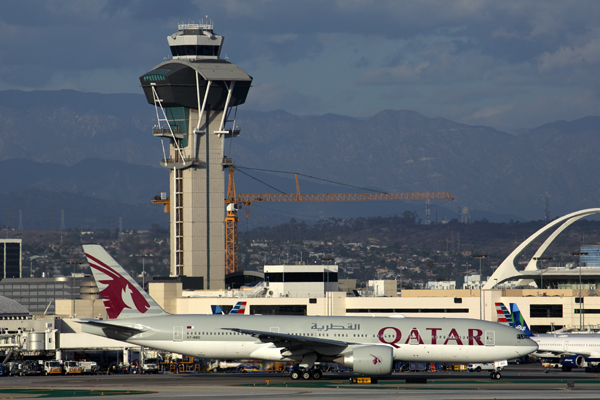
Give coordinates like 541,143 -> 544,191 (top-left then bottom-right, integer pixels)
3,209 -> 600,363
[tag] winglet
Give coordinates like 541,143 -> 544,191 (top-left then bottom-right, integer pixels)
83,244 -> 167,319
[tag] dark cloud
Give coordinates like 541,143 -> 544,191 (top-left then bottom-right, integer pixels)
0,1 -> 598,130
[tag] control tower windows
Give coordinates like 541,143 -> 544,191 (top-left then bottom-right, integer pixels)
170,45 -> 221,57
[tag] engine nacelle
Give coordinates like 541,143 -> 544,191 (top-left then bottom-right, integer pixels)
562,355 -> 585,368
335,345 -> 393,376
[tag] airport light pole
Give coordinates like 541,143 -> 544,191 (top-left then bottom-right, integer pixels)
533,256 -> 552,290
473,254 -> 488,320
132,253 -> 153,290
396,270 -> 403,294
66,261 -> 83,318
572,251 -> 588,330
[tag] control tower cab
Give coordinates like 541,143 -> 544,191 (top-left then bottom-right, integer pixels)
168,22 -> 223,61
140,21 -> 252,289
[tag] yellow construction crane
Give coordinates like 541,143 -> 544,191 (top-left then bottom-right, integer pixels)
154,168 -> 454,275
224,168 -> 454,275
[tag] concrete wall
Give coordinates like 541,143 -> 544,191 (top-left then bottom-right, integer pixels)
149,282 -> 182,314
55,299 -> 107,319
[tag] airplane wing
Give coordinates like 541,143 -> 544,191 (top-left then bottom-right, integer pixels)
223,327 -> 353,349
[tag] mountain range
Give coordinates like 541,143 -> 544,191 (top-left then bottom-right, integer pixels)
0,89 -> 598,229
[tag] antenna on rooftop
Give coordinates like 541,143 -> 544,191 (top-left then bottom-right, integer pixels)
60,209 -> 66,231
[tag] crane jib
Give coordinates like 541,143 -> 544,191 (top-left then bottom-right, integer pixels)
234,192 -> 454,203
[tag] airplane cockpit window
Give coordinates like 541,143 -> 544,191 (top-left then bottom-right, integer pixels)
517,334 -> 529,339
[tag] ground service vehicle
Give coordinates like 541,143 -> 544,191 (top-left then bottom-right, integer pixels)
142,359 -> 158,374
108,362 -> 130,374
209,361 -> 241,372
63,361 -> 82,375
44,361 -> 62,375
467,363 -> 495,372
78,361 -> 99,375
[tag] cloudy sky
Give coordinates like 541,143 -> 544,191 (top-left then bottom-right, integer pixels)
1,0 -> 599,131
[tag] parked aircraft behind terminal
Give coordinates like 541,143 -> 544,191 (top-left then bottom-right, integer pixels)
211,301 -> 247,315
497,302 -> 600,371
79,245 -> 537,380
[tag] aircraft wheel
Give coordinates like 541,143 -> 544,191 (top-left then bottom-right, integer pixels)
290,370 -> 300,380
494,371 -> 501,380
301,370 -> 312,380
312,369 -> 322,380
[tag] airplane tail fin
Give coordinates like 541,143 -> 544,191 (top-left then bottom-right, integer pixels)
509,303 -> 533,336
211,305 -> 225,315
83,244 -> 167,319
495,302 -> 513,326
496,302 -> 533,336
230,301 -> 247,314
211,301 -> 247,315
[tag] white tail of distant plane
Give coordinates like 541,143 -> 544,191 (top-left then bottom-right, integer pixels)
83,244 -> 167,319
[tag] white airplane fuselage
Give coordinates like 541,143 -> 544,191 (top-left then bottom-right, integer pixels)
83,314 -> 537,364
532,333 -> 600,361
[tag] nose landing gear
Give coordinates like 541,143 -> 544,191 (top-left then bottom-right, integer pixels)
489,370 -> 502,380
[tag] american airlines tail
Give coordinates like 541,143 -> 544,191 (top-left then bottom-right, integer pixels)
83,244 -> 167,319
230,301 -> 247,314
495,302 -> 513,326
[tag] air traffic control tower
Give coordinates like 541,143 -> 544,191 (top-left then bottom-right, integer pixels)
140,21 -> 252,289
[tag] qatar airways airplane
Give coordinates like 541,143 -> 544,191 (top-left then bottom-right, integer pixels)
79,245 -> 537,380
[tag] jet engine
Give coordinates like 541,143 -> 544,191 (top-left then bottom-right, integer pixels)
335,345 -> 393,375
561,355 -> 585,368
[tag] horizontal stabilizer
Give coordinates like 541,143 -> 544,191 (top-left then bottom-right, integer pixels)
78,319 -> 147,340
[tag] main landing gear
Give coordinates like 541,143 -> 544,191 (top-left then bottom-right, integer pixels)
489,370 -> 502,380
290,369 -> 322,380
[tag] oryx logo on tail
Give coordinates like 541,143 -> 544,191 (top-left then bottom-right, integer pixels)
86,252 -> 150,319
